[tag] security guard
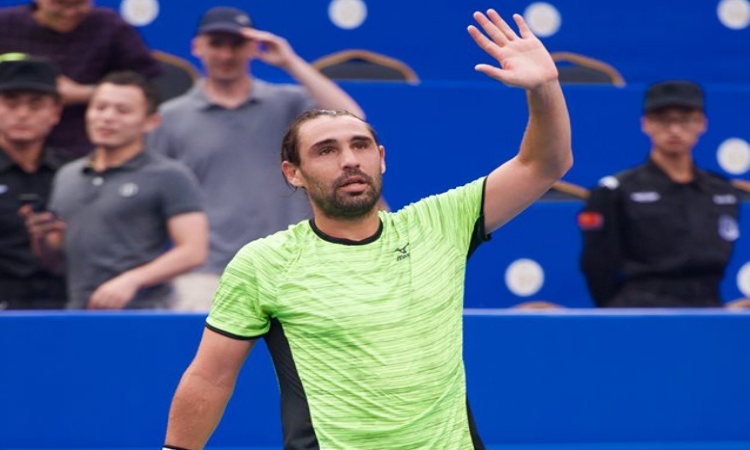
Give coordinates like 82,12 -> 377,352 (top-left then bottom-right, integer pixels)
579,80 -> 740,307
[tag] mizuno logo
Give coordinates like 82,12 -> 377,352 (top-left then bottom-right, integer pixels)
395,243 -> 410,261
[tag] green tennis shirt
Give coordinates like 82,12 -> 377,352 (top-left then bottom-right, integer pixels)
207,177 -> 489,449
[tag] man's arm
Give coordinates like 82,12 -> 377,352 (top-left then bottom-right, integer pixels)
241,28 -> 365,119
579,186 -> 624,306
88,211 -> 209,309
165,328 -> 256,450
467,10 -> 572,233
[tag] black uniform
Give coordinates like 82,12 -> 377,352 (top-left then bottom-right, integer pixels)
579,159 -> 740,307
0,147 -> 67,310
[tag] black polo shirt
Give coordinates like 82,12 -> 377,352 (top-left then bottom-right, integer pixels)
0,147 -> 67,309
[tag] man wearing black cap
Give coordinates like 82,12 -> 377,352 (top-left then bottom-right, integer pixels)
579,80 -> 741,308
0,53 -> 67,309
0,0 -> 161,158
148,6 -> 365,310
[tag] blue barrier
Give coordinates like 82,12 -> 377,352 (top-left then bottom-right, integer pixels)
1,311 -> 749,448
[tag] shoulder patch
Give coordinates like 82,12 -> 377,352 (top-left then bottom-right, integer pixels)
598,176 -> 620,190
578,211 -> 604,230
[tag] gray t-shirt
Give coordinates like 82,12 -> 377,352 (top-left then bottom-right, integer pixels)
50,151 -> 203,309
148,80 -> 313,273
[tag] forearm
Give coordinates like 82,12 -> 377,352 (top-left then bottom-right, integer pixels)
62,84 -> 95,105
518,80 -> 572,180
121,243 -> 206,290
284,55 -> 365,118
165,367 -> 235,449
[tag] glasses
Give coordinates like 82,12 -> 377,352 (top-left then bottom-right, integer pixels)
648,114 -> 703,128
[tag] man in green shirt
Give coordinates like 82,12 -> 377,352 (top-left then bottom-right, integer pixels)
164,8 -> 572,450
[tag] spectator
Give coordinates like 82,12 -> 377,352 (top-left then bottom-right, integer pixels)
148,6 -> 365,311
163,9 -> 571,449
0,53 -> 66,309
0,0 -> 161,158
23,71 -> 208,309
579,80 -> 740,307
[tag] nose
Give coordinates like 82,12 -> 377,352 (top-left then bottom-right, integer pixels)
340,147 -> 360,169
13,103 -> 34,118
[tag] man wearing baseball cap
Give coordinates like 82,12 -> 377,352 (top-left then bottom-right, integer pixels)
148,6 -> 366,311
579,80 -> 742,308
0,0 -> 161,158
0,53 -> 67,309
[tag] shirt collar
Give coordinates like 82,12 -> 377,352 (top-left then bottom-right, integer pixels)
645,157 -> 710,190
193,79 -> 270,110
82,150 -> 150,174
0,147 -> 66,172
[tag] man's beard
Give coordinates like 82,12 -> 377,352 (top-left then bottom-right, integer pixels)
307,169 -> 382,219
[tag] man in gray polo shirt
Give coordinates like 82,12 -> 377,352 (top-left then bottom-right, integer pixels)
25,72 -> 209,309
148,6 -> 365,310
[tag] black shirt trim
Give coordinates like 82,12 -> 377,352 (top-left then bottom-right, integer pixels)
204,322 -> 264,341
309,218 -> 383,245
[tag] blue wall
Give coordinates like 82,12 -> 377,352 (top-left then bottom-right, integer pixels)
3,0 -> 748,83
5,0 -> 747,84
1,312 -> 749,448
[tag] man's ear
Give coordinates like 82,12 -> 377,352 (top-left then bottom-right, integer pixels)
190,37 -> 201,58
281,161 -> 303,188
379,145 -> 386,174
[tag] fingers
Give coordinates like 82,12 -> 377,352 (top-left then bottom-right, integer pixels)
513,13 -> 533,39
24,212 -> 63,238
486,9 -> 518,41
474,63 -> 511,84
467,25 -> 502,60
472,9 -> 519,47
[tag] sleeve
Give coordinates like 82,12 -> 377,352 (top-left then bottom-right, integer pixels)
404,177 -> 488,256
146,124 -> 172,158
159,163 -> 204,217
110,15 -> 162,78
206,245 -> 271,339
579,185 -> 624,306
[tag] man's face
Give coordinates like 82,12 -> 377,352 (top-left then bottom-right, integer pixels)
0,90 -> 61,146
283,115 -> 385,219
642,107 -> 707,156
86,83 -> 159,151
192,32 -> 256,83
34,0 -> 92,33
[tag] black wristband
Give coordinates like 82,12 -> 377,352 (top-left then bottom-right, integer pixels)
163,446 -> 194,450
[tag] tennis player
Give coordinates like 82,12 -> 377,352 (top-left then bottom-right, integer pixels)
164,8 -> 572,449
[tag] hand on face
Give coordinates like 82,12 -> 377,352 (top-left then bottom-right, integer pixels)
467,9 -> 558,89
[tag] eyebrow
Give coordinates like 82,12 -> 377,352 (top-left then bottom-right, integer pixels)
309,135 -> 374,151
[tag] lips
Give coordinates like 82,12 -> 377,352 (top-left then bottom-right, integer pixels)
338,176 -> 368,187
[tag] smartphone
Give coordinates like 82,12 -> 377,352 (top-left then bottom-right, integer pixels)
17,193 -> 45,213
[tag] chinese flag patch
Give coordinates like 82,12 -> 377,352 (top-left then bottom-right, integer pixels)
578,211 -> 604,230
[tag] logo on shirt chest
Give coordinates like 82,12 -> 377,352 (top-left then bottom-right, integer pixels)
719,214 -> 740,242
630,191 -> 661,203
119,183 -> 139,197
395,243 -> 410,261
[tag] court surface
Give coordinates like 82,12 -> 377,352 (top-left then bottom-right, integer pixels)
12,444 -> 750,450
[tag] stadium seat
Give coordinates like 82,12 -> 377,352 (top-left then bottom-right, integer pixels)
552,51 -> 625,87
312,49 -> 419,83
151,50 -> 199,102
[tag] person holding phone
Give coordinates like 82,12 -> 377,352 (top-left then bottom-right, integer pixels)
0,53 -> 67,309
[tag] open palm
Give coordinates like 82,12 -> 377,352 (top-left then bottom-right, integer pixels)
468,9 -> 558,89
